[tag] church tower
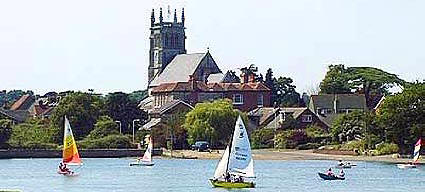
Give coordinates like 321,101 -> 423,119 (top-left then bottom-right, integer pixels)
148,8 -> 187,84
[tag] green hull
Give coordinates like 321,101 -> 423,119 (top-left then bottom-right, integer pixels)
209,179 -> 255,188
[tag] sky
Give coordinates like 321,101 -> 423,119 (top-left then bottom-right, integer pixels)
0,0 -> 424,95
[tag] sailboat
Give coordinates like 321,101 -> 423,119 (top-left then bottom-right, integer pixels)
209,116 -> 255,188
130,136 -> 155,166
57,116 -> 82,176
397,138 -> 421,169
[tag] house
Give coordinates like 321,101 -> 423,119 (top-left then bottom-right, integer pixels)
140,99 -> 194,149
0,108 -> 29,124
248,107 -> 329,131
308,94 -> 367,127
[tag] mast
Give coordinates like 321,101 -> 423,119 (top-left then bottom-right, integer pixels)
225,133 -> 233,175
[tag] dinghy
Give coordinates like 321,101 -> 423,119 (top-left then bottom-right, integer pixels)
397,139 -> 421,169
209,116 -> 255,188
58,116 -> 82,176
130,136 -> 154,166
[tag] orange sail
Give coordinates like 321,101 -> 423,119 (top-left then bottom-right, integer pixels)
62,116 -> 82,165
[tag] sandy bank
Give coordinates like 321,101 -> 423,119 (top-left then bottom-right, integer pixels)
166,149 -> 420,164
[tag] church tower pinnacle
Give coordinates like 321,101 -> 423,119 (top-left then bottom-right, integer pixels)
148,7 -> 187,84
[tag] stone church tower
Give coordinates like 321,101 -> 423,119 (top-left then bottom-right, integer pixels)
148,8 -> 187,84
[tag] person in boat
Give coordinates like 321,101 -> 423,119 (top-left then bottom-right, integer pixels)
326,168 -> 334,176
338,160 -> 344,166
58,162 -> 65,172
63,163 -> 70,173
339,169 -> 345,177
224,172 -> 231,182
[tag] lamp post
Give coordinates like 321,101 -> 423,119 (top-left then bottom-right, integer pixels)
274,102 -> 278,148
132,119 -> 140,143
115,120 -> 122,134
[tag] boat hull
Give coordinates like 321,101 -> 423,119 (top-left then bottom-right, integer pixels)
335,165 -> 352,169
209,179 -> 255,188
397,164 -> 417,169
318,172 -> 345,180
57,170 -> 79,176
129,162 -> 155,166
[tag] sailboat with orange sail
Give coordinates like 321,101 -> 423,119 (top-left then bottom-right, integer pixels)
57,116 -> 82,176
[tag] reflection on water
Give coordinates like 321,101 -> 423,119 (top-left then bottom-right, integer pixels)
0,158 -> 423,192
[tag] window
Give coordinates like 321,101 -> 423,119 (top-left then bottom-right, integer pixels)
301,115 -> 313,123
257,94 -> 263,107
233,94 -> 243,105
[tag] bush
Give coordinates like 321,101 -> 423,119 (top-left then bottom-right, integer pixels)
296,143 -> 321,150
9,142 -> 59,150
79,134 -> 132,149
8,119 -> 57,148
375,143 -> 399,155
339,140 -> 366,152
86,116 -> 120,140
251,128 -> 274,149
275,130 -> 308,149
0,119 -> 13,146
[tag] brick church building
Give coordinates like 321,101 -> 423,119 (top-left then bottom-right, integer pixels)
140,8 -> 271,117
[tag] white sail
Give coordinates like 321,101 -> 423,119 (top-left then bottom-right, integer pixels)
213,146 -> 230,179
228,116 -> 255,178
142,138 -> 153,162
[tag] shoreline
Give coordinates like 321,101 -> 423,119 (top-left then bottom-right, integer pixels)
0,148 -> 419,164
167,149 -> 420,164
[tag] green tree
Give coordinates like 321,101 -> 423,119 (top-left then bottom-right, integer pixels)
320,64 -> 405,107
331,111 -> 365,143
378,82 -> 425,153
50,92 -> 105,142
319,64 -> 352,94
105,92 -> 147,134
275,77 -> 301,107
128,90 -> 148,104
0,119 -> 12,146
183,99 -> 241,147
86,116 -> 120,140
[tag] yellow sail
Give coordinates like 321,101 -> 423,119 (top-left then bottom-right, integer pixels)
62,116 -> 82,165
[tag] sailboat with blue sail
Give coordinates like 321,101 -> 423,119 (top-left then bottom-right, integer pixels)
397,138 -> 421,169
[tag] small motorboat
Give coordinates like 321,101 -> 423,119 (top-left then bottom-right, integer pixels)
335,164 -> 352,169
318,172 -> 345,180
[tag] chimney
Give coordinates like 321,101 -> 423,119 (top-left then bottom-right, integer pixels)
248,73 -> 255,83
333,94 -> 338,113
189,75 -> 196,90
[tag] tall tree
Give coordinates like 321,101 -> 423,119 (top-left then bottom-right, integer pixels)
320,64 -> 405,107
319,64 -> 352,94
183,99 -> 241,147
378,82 -> 425,153
265,68 -> 276,104
105,92 -> 147,134
346,67 -> 405,107
50,92 -> 105,141
275,77 -> 302,107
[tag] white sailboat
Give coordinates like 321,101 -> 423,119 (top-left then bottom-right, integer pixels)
57,116 -> 82,176
209,116 -> 255,188
130,136 -> 154,166
397,138 -> 421,169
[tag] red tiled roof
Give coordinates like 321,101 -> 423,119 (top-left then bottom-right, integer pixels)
152,81 -> 270,93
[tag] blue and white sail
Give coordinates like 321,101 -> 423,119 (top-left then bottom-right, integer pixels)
228,116 -> 255,178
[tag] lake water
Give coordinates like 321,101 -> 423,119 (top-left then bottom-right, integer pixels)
0,158 -> 423,192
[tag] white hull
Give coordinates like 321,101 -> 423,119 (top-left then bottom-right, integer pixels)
397,164 -> 417,169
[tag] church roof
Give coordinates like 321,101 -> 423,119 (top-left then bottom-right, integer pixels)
150,52 -> 218,87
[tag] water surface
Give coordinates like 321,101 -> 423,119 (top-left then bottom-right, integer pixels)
0,158 -> 423,192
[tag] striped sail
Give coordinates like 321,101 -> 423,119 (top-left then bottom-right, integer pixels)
62,116 -> 82,165
412,139 -> 421,163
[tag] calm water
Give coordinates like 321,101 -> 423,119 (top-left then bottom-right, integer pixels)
0,158 -> 424,192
